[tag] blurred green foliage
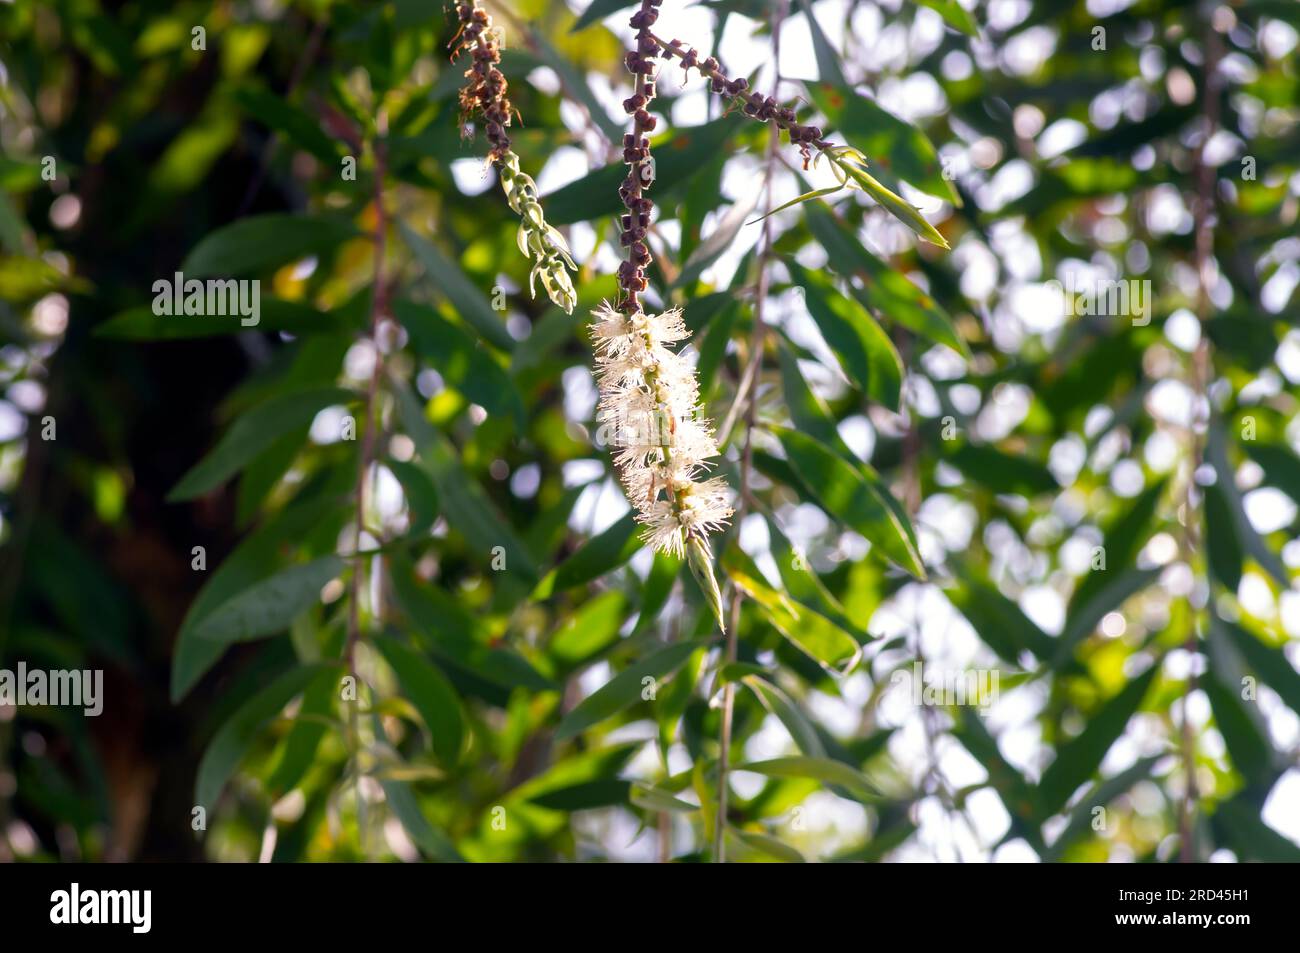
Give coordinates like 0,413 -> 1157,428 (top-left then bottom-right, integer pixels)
1,0 -> 1299,863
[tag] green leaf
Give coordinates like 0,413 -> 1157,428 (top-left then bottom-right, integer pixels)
535,512 -> 640,599
743,675 -> 826,757
527,779 -> 632,811
790,263 -> 902,411
1042,755 -> 1160,861
1208,423 -> 1289,588
733,828 -> 807,862
195,663 -> 328,808
525,29 -> 624,143
1244,441 -> 1300,504
1054,567 -> 1159,667
776,342 -> 850,455
953,706 -> 1039,834
1035,664 -> 1157,819
749,185 -> 845,226
948,443 -> 1058,497
1212,793 -> 1300,862
266,664 -> 339,795
393,299 -> 524,428
735,756 -> 878,797
171,484 -> 350,700
374,637 -> 465,766
804,204 -> 968,355
194,555 -> 345,645
390,558 -> 554,692
547,590 -> 629,673
395,385 -> 539,595
544,114 -> 743,226
772,426 -> 925,577
675,191 -> 759,288
722,544 -> 862,674
833,156 -> 951,247
1213,618 -> 1300,716
635,551 -> 682,634
812,85 -> 959,206
795,0 -> 846,86
232,84 -> 339,163
168,386 -> 356,501
947,571 -> 1054,664
380,779 -> 464,862
765,515 -> 866,642
387,459 -> 439,536
0,190 -> 29,253
630,782 -> 698,813
555,639 -> 703,740
1203,669 -> 1275,788
1204,479 -> 1243,591
398,222 -> 515,352
915,0 -> 980,37
570,0 -> 638,32
1068,479 -> 1165,623
182,213 -> 359,277
96,298 -> 354,340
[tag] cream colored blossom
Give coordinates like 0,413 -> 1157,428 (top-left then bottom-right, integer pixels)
591,301 -> 733,558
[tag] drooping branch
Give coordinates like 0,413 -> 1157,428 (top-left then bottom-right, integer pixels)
615,0 -> 662,316
650,33 -> 831,167
650,31 -> 949,248
450,0 -> 577,313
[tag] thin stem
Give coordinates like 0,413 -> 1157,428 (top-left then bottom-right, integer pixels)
345,126 -> 389,675
343,118 -> 389,858
1179,18 -> 1222,864
714,0 -> 787,863
237,16 -> 327,216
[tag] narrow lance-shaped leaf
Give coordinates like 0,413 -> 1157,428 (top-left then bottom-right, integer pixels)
534,512 -> 640,599
393,299 -> 525,428
374,637 -> 465,767
789,263 -> 903,411
380,779 -> 464,862
555,639 -> 705,741
810,84 -> 960,206
168,386 -> 357,501
915,0 -> 980,36
398,222 -> 515,352
734,756 -> 878,797
195,663 -> 330,808
194,555 -> 345,645
1214,617 -> 1300,712
722,544 -> 862,674
804,204 -> 968,356
795,0 -> 847,87
395,385 -> 539,595
772,426 -> 924,577
182,213 -> 359,277
1035,664 -> 1158,819
830,152 -> 950,248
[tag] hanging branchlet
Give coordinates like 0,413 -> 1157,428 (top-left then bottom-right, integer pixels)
590,302 -> 732,627
499,153 -> 578,313
616,0 -> 663,316
651,34 -> 832,168
649,31 -> 950,245
450,0 -> 513,162
450,0 -> 578,312
590,0 -> 730,631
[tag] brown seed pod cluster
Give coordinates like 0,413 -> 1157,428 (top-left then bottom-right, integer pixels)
616,0 -> 664,315
450,0 -> 513,164
654,34 -> 832,168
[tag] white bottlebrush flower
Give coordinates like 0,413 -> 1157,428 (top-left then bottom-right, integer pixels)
591,301 -> 733,559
